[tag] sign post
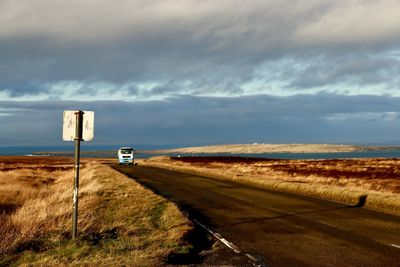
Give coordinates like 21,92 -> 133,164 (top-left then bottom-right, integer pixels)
63,110 -> 94,240
72,111 -> 83,239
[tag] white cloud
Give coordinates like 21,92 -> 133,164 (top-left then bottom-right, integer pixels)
1,0 -> 399,47
295,0 -> 400,46
325,112 -> 400,122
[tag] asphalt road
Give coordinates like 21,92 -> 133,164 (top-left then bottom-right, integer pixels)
113,165 -> 400,266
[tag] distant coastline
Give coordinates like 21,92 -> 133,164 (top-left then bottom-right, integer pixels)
20,143 -> 400,159
147,143 -> 400,154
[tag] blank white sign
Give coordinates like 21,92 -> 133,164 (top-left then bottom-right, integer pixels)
63,110 -> 94,141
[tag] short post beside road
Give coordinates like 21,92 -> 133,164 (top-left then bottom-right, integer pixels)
72,110 -> 83,239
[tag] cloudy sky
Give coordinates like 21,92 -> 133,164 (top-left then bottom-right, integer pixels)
1,0 -> 400,147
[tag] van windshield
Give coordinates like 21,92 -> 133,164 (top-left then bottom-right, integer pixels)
121,149 -> 133,154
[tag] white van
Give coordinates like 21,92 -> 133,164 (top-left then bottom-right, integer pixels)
118,147 -> 135,165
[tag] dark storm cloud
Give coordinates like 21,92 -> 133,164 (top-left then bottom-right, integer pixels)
1,0 -> 400,97
1,94 -> 400,145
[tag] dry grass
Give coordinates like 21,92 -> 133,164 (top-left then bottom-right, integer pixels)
0,157 -> 74,256
0,156 -> 190,266
140,156 -> 400,216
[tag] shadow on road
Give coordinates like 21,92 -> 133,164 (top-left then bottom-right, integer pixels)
220,194 -> 369,228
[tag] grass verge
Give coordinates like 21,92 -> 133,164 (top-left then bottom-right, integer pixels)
0,158 -> 191,266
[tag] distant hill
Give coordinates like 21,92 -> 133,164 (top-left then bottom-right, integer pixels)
148,143 -> 400,154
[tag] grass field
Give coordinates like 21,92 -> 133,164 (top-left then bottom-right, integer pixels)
140,156 -> 400,215
0,156 -> 191,266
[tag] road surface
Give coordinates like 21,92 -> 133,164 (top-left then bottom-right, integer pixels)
113,165 -> 400,266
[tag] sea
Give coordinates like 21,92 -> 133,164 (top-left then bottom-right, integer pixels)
1,144 -> 400,160
0,144 -> 171,158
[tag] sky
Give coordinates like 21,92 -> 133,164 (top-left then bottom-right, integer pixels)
1,0 -> 400,147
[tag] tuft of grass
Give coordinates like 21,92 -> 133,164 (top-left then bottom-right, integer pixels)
150,202 -> 167,229
0,157 -> 191,266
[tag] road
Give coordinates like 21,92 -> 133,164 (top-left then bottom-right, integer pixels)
113,165 -> 400,266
